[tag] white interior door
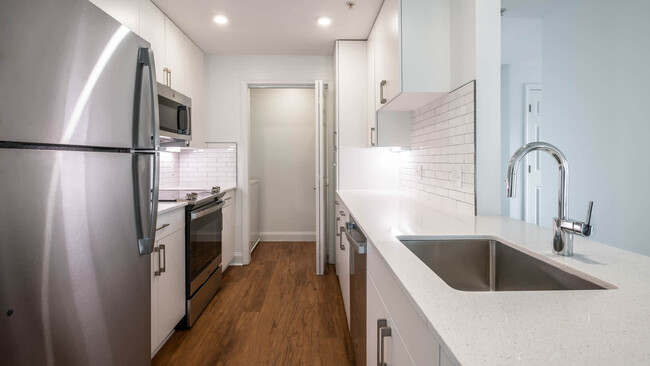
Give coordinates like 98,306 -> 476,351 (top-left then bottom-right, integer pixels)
525,84 -> 543,225
315,80 -> 326,275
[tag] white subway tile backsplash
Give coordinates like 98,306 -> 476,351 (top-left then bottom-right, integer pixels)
160,143 -> 237,190
400,81 -> 476,215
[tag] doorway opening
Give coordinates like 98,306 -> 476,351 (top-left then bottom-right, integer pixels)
246,82 -> 331,275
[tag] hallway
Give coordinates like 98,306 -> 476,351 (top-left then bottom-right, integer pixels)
153,242 -> 354,366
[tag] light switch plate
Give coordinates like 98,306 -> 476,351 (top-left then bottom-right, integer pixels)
452,165 -> 463,188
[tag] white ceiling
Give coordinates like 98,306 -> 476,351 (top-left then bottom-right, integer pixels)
152,0 -> 383,55
501,0 -> 570,18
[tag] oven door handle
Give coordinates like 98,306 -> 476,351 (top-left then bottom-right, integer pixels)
191,202 -> 225,221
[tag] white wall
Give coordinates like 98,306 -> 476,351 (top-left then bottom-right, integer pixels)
501,17 -> 542,218
538,0 -> 650,256
250,88 -> 316,241
205,55 -> 332,143
474,0 -> 502,216
204,55 -> 333,264
450,0 -> 501,216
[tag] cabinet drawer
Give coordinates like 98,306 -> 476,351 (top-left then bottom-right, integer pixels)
156,208 -> 185,239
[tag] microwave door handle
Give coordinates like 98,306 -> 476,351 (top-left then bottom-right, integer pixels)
137,47 -> 160,150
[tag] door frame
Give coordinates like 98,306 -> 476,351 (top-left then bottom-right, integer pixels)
523,83 -> 543,224
240,80 -> 332,268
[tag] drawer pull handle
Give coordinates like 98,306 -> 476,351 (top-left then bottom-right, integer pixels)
156,223 -> 170,231
154,246 -> 161,276
159,244 -> 166,273
377,319 -> 390,366
336,217 -> 341,237
377,319 -> 391,366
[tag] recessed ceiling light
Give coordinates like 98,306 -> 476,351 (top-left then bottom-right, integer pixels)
213,15 -> 228,25
317,16 -> 332,27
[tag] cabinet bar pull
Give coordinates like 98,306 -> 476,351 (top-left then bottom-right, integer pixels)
371,127 -> 377,147
377,319 -> 388,366
336,217 -> 341,237
379,326 -> 392,366
154,246 -> 161,276
339,227 -> 346,250
159,244 -> 166,273
380,80 -> 387,104
156,223 -> 170,231
340,210 -> 346,216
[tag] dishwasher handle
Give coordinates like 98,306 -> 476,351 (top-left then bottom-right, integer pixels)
345,222 -> 367,254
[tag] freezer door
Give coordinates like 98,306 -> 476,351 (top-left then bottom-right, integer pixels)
0,0 -> 158,149
0,149 -> 150,365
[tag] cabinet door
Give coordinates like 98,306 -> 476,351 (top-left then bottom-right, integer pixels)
374,0 -> 401,107
185,38 -> 205,148
222,192 -> 235,271
157,229 -> 186,342
366,31 -> 378,147
150,246 -> 159,354
90,0 -> 139,33
367,274 -> 414,366
164,18 -> 186,93
139,0 -> 166,82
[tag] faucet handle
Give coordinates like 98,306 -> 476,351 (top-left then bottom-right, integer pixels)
585,201 -> 593,225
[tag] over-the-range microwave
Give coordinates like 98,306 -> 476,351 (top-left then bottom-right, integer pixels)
157,82 -> 191,144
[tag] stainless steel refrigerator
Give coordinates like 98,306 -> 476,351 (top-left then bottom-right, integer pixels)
0,0 -> 160,364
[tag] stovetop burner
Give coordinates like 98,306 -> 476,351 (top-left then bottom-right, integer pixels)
159,186 -> 223,204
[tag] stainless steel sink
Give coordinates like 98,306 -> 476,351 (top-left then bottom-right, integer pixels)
399,238 -> 608,291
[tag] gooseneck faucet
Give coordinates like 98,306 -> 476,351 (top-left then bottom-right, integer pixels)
505,142 -> 593,256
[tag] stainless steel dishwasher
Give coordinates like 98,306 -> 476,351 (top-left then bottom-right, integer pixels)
345,217 -> 367,366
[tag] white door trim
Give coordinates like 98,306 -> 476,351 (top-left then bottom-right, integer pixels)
524,83 -> 543,225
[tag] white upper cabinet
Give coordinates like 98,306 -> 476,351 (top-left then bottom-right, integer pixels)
366,33 -> 377,147
369,0 -> 451,112
185,37 -> 205,148
90,0 -> 206,147
90,0 -> 139,33
139,0 -> 166,81
372,0 -> 400,109
164,18 -> 187,94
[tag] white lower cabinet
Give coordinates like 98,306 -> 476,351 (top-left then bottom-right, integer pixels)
335,197 -> 351,327
367,238 -> 452,365
222,190 -> 235,271
367,274 -> 414,366
151,209 -> 186,356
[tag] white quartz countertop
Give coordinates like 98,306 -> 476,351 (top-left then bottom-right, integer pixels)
157,201 -> 187,214
337,190 -> 650,365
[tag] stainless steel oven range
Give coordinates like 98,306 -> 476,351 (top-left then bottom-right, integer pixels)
159,187 -> 225,327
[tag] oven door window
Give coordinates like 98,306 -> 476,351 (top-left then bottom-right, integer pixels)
190,207 -> 222,284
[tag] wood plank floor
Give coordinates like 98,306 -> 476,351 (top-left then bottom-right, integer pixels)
153,242 -> 355,366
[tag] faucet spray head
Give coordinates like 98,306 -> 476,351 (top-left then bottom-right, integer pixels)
505,162 -> 518,198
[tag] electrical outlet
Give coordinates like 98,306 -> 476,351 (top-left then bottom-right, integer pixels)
415,163 -> 424,182
452,165 -> 463,188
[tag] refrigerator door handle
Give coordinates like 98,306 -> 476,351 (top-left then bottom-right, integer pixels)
134,152 -> 160,255
136,47 -> 160,150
